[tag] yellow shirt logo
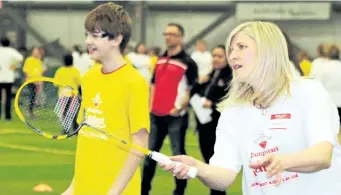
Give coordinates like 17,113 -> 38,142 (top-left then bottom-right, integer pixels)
92,93 -> 102,108
85,93 -> 106,129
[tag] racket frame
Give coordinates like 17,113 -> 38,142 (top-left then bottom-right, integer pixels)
14,77 -> 81,139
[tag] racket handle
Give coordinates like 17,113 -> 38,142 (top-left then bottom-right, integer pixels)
149,151 -> 198,178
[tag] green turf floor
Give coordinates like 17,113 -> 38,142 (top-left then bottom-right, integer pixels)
0,111 -> 242,195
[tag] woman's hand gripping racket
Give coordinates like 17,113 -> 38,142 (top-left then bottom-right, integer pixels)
14,77 -> 198,178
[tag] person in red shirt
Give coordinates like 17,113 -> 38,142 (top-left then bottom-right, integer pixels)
142,23 -> 198,195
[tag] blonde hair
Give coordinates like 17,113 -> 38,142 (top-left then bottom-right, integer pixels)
218,21 -> 299,111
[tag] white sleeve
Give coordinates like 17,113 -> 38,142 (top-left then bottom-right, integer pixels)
209,107 -> 242,173
11,49 -> 23,63
303,81 -> 340,146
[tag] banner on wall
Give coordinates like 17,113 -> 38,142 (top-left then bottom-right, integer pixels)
236,2 -> 331,20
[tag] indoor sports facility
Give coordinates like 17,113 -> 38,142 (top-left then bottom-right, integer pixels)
1,1 -> 341,195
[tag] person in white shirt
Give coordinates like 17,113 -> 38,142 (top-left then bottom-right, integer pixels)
72,44 -> 93,77
191,40 -> 212,83
0,37 -> 23,120
72,45 -> 81,64
159,21 -> 341,195
316,44 -> 341,131
126,42 -> 151,83
309,43 -> 330,79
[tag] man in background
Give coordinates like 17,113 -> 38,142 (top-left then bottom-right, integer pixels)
142,23 -> 198,195
0,37 -> 23,121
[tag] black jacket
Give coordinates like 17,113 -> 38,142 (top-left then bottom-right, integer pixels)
190,65 -> 232,115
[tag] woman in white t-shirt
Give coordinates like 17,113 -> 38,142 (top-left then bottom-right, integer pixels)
160,21 -> 341,195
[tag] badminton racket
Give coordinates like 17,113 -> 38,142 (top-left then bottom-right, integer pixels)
14,77 -> 198,178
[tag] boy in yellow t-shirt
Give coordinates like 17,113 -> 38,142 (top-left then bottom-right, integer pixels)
22,47 -> 44,117
61,2 -> 150,195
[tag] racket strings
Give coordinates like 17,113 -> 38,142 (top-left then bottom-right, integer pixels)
54,91 -> 70,118
18,81 -> 81,136
62,96 -> 81,132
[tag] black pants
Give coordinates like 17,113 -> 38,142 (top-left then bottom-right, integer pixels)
0,83 -> 13,120
27,83 -> 37,115
196,113 -> 226,195
142,113 -> 188,195
338,107 -> 341,125
78,86 -> 82,96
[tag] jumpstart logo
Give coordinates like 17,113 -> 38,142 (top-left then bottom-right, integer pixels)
250,147 -> 279,177
253,166 -> 267,177
250,147 -> 279,159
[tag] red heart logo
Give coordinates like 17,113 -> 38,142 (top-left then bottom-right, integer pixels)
259,141 -> 267,149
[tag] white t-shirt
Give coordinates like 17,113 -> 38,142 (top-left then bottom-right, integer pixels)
191,50 -> 212,77
210,78 -> 341,195
73,52 -> 93,77
126,52 -> 151,83
0,46 -> 23,83
309,57 -> 329,80
316,59 -> 341,107
72,51 -> 80,64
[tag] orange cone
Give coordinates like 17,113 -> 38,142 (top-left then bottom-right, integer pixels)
33,183 -> 53,192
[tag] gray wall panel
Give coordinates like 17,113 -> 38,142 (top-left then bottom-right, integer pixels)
26,10 -> 88,50
26,9 -> 139,50
145,11 -> 341,57
25,9 -> 341,57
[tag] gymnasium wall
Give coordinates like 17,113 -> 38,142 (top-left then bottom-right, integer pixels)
145,11 -> 341,57
26,10 -> 88,50
25,6 -> 341,57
